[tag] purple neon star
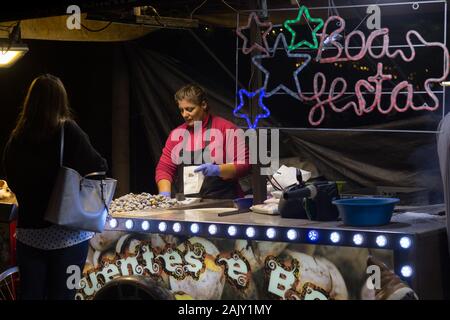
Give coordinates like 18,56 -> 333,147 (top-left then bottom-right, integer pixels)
236,12 -> 273,55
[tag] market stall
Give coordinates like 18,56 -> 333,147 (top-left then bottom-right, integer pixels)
76,0 -> 450,301
75,198 -> 448,300
0,0 -> 449,302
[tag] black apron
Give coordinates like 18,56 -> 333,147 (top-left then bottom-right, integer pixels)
176,117 -> 238,199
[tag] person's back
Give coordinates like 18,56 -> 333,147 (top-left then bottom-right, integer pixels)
2,74 -> 107,300
4,120 -> 107,229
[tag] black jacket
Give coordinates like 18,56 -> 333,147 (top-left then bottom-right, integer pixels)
3,120 -> 108,228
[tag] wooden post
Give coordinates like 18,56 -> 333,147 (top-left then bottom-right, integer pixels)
249,0 -> 267,204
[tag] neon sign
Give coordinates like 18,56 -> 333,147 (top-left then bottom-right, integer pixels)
303,15 -> 449,126
236,12 -> 273,55
236,5 -> 449,128
234,89 -> 270,129
284,5 -> 324,50
252,33 -> 312,100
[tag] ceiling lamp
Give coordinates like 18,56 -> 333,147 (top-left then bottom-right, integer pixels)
0,22 -> 28,68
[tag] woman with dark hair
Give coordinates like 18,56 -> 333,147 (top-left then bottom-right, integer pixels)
2,74 -> 108,300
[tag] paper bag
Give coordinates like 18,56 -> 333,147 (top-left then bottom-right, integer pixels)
183,166 -> 204,195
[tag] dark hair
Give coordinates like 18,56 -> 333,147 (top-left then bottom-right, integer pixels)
11,74 -> 72,141
174,84 -> 208,110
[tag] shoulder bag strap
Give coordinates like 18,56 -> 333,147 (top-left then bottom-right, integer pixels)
59,122 -> 65,167
60,122 -> 111,221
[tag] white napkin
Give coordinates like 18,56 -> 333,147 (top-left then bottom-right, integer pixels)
250,203 -> 279,215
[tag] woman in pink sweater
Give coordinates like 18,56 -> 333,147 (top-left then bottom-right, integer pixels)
155,84 -> 250,199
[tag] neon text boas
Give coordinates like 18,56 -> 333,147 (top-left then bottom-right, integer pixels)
301,15 -> 449,126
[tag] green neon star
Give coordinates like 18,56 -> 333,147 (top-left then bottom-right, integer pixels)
284,6 -> 324,50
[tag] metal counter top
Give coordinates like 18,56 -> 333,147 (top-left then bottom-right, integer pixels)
111,207 -> 446,237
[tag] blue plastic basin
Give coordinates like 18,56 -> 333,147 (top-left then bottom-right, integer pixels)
332,197 -> 399,226
233,197 -> 253,210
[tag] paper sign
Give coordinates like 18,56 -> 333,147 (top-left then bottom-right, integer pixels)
183,166 -> 204,195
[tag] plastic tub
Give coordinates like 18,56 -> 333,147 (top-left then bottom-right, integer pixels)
332,197 -> 399,226
233,197 -> 254,210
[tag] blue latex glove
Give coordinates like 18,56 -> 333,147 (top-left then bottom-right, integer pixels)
159,191 -> 171,198
194,163 -> 220,177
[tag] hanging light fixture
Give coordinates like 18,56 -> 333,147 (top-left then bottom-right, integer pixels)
0,22 -> 28,68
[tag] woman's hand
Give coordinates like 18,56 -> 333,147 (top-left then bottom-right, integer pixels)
194,163 -> 237,179
194,163 -> 220,176
159,191 -> 171,198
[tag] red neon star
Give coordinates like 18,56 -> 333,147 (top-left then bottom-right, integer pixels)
236,12 -> 273,55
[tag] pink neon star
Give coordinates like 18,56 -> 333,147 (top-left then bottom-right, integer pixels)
236,12 -> 273,55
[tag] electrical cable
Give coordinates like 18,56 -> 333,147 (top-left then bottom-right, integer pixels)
248,68 -> 255,90
146,5 -> 166,27
331,0 -> 340,17
347,0 -> 380,34
2,21 -> 20,54
190,0 -> 238,20
222,0 -> 239,13
292,0 -> 317,33
80,21 -> 113,32
190,0 -> 208,19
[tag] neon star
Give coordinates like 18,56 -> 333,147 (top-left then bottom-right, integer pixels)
252,33 -> 311,100
236,12 -> 273,55
234,89 -> 270,129
284,5 -> 324,50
